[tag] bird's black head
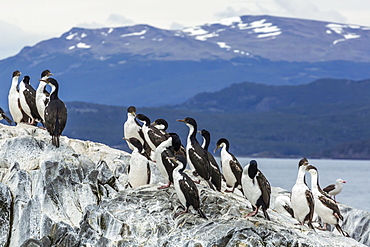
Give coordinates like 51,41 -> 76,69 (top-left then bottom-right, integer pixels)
127,106 -> 136,114
298,158 -> 309,168
199,129 -> 210,139
135,113 -> 150,125
177,117 -> 197,129
45,77 -> 59,87
152,118 -> 168,130
174,155 -> 187,171
215,138 -> 229,152
41,69 -> 53,78
23,76 -> 30,84
12,70 -> 21,77
169,132 -> 182,151
248,160 -> 258,179
126,137 -> 143,153
306,165 -> 317,172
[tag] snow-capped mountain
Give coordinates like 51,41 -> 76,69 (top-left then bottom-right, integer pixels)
0,15 -> 370,108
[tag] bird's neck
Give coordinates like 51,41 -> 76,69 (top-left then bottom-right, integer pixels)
50,85 -> 59,100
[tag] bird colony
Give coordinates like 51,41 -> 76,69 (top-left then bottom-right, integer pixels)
0,70 -> 361,246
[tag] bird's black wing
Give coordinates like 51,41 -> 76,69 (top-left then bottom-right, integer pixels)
305,189 -> 315,223
147,162 -> 151,184
229,156 -> 243,186
318,195 -> 343,221
179,173 -> 200,209
256,170 -> 271,208
189,144 -> 210,180
323,184 -> 335,193
161,148 -> 177,183
24,84 -> 41,120
148,126 -> 168,147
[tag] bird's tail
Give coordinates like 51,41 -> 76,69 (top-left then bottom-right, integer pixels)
52,136 -> 60,148
263,208 -> 271,221
198,209 -> 208,220
4,115 -> 12,125
335,224 -> 350,237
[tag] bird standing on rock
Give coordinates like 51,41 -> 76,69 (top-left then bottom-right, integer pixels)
306,165 -> 349,237
36,69 -> 52,124
199,129 -> 223,191
39,77 -> 67,148
177,117 -> 214,190
169,155 -> 207,219
290,158 -> 315,229
19,75 -> 42,125
242,160 -> 271,220
124,137 -> 151,188
8,70 -> 28,125
214,138 -> 243,193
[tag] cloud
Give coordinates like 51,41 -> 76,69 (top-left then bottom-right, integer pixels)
272,0 -> 347,23
77,14 -> 135,29
215,6 -> 251,19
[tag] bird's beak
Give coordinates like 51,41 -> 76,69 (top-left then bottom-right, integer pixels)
177,119 -> 185,123
166,156 -> 177,161
38,79 -> 47,83
343,181 -> 346,183
213,146 -> 220,153
122,137 -> 129,140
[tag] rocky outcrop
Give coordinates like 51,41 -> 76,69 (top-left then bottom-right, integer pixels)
0,123 -> 368,246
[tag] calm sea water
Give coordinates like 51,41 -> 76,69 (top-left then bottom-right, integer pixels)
217,157 -> 370,212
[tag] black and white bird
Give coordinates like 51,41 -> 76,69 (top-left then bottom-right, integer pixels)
306,165 -> 349,237
39,78 -> 67,148
323,179 -> 346,202
36,69 -> 52,124
19,75 -> 42,125
8,70 -> 28,125
123,106 -> 144,150
154,133 -> 182,189
136,113 -> 169,154
199,129 -> 223,191
214,138 -> 243,193
177,117 -> 214,189
170,155 -> 207,219
124,137 -> 151,188
274,195 -> 294,218
242,160 -> 271,220
151,118 -> 169,135
0,107 -> 12,125
290,158 -> 315,229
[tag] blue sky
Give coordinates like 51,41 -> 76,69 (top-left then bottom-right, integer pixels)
0,0 -> 369,60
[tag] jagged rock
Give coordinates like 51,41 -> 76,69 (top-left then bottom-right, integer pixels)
0,123 -> 368,246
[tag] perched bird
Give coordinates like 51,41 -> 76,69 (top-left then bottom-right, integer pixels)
124,137 -> 151,188
274,195 -> 294,218
151,118 -> 169,135
19,75 -> 42,125
154,133 -> 181,189
36,69 -> 52,124
0,107 -> 12,125
39,78 -> 67,148
177,117 -> 214,189
214,138 -> 243,193
242,160 -> 271,220
170,155 -> 207,219
306,165 -> 349,237
290,158 -> 315,229
123,106 -> 145,151
136,113 -> 169,154
199,129 -> 223,191
8,70 -> 28,124
323,179 -> 346,202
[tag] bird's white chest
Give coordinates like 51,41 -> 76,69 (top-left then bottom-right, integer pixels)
173,171 -> 187,207
220,149 -> 236,186
291,183 -> 311,222
312,190 -> 337,225
242,173 -> 261,206
128,152 -> 149,188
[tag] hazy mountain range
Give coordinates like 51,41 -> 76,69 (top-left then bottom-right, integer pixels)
1,15 -> 370,108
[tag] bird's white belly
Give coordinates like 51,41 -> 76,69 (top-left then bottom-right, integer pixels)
128,155 -> 148,188
313,194 -> 337,225
221,154 -> 236,187
173,172 -> 186,208
8,93 -> 22,123
291,185 -> 310,223
242,177 -> 261,206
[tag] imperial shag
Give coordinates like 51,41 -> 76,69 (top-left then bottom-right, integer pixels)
0,107 -> 12,125
170,155 -> 207,219
177,117 -> 214,190
242,160 -> 271,220
199,129 -> 223,191
36,69 -> 52,124
8,70 -> 28,124
290,158 -> 315,229
306,165 -> 349,237
124,137 -> 151,188
214,138 -> 243,193
19,75 -> 42,125
40,78 -> 67,148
